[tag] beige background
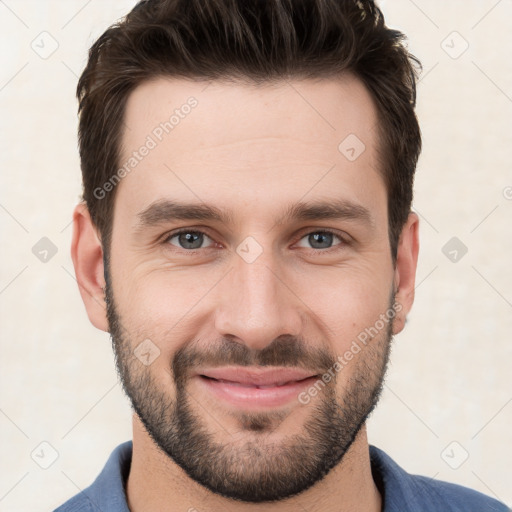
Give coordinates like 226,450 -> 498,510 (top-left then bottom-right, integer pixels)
0,1 -> 511,511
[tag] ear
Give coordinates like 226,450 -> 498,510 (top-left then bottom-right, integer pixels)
70,203 -> 109,332
392,212 -> 419,335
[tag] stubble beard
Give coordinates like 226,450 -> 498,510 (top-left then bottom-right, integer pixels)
105,269 -> 393,503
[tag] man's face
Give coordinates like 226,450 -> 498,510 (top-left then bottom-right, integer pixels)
102,76 -> 411,502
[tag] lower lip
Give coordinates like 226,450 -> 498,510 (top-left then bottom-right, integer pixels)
196,375 -> 318,409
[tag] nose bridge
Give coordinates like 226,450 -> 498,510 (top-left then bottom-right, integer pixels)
214,249 -> 302,349
237,257 -> 280,318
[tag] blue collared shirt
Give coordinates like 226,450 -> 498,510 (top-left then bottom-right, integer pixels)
54,441 -> 509,511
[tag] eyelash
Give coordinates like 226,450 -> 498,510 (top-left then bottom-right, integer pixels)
162,228 -> 349,253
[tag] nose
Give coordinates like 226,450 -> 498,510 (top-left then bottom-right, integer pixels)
214,251 -> 303,351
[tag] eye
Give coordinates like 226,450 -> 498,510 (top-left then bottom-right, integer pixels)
166,230 -> 215,250
296,230 -> 343,250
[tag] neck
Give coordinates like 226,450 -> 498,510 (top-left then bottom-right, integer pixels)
126,415 -> 381,512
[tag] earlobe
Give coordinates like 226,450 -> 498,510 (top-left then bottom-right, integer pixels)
70,203 -> 109,332
392,212 -> 419,335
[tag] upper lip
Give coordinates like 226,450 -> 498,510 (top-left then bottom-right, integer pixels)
196,367 -> 318,386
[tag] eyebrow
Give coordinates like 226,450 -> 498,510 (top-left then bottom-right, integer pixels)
134,198 -> 373,231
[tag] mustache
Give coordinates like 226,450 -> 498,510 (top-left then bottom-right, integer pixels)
171,334 -> 337,385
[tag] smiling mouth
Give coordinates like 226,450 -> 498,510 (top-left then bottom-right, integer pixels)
200,375 -> 316,389
195,368 -> 320,409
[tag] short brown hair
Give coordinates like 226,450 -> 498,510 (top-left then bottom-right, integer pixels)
77,0 -> 421,258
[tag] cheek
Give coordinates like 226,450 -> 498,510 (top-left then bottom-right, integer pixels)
113,264 -> 226,347
292,264 -> 393,347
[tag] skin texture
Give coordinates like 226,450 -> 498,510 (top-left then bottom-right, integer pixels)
71,75 -> 419,512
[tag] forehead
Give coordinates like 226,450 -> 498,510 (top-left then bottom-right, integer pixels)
122,75 -> 379,154
116,75 -> 385,225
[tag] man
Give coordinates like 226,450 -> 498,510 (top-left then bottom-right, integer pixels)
57,0 -> 508,511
